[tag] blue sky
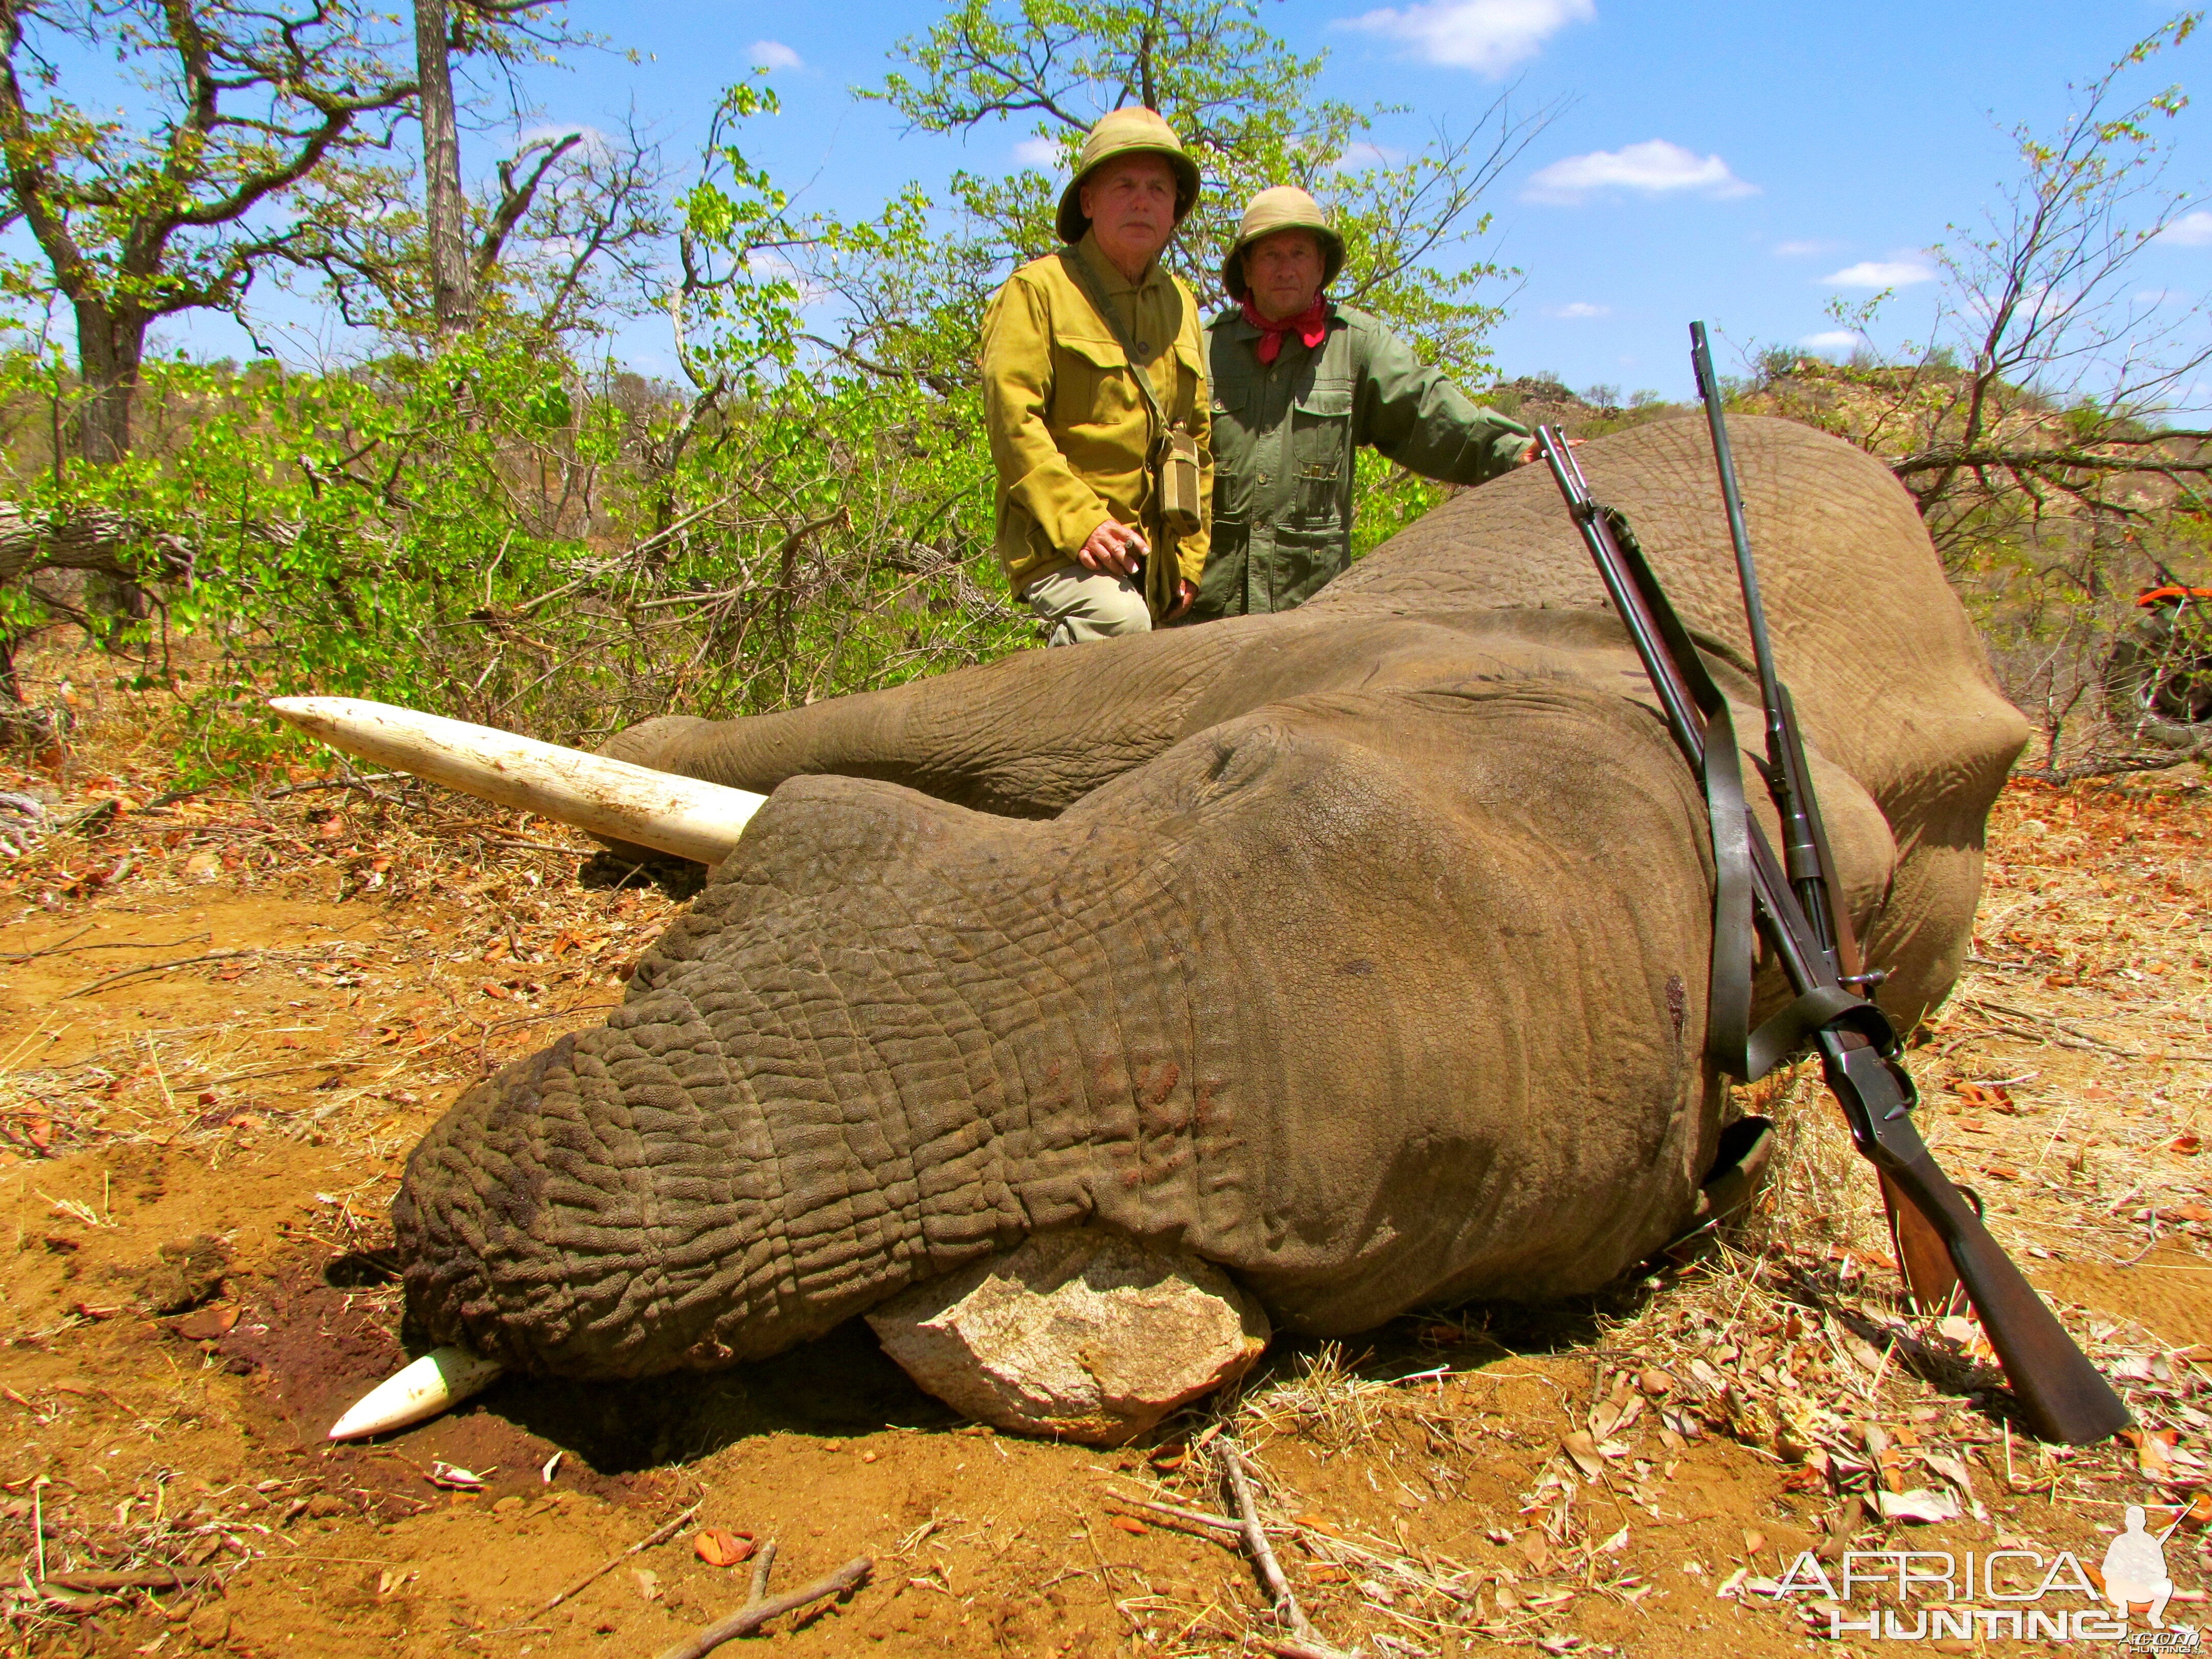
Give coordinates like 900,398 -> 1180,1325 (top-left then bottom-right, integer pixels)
130,1 -> 2212,400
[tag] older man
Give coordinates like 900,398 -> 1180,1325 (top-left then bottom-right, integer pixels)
1193,186 -> 1532,621
981,108 -> 1211,645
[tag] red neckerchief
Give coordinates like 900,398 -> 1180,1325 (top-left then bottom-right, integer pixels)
1241,294 -> 1329,364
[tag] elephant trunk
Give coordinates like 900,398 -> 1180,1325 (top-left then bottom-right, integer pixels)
391,776 -> 1200,1377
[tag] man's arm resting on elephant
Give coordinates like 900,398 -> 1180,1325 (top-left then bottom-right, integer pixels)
982,278 -> 1118,558
1358,324 -> 1533,485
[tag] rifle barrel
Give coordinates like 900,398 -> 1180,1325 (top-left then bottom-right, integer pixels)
1690,322 -> 1837,965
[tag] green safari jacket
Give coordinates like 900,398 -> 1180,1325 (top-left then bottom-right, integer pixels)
1194,304 -> 1530,619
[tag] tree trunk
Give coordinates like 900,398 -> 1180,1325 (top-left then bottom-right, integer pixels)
416,0 -> 473,336
72,295 -> 145,464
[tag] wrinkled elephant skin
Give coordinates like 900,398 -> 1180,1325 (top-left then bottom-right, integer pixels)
393,418 -> 2027,1379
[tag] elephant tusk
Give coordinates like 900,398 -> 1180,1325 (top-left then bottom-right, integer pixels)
328,1345 -> 506,1440
269,696 -> 765,866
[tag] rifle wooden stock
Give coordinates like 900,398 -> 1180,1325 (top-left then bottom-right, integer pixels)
1881,1145 -> 2131,1443
1534,424 -> 2130,1446
1821,1031 -> 2131,1445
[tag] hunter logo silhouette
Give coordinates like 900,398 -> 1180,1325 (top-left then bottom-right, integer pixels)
2105,1505 -> 2178,1627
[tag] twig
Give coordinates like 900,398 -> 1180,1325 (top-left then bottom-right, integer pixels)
474,835 -> 591,856
650,1556 -> 870,1659
1955,995 -> 2206,1059
746,1538 -> 778,1607
259,772 -> 403,801
1219,1442 -> 1342,1654
63,949 -> 260,999
189,1058 -> 372,1089
539,1501 -> 699,1612
1107,1493 -> 1247,1534
0,926 -> 92,962
42,1566 -> 215,1592
6,931 -> 212,962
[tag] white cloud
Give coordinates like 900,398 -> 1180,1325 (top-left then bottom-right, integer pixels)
1821,259 -> 1936,288
1548,301 -> 1610,319
1522,139 -> 1755,204
1771,239 -> 1837,258
1339,0 -> 1595,77
749,39 -> 802,72
1335,139 -> 1408,169
1799,330 -> 1862,354
2161,210 -> 2212,246
1013,135 -> 1064,168
512,123 -> 609,171
745,248 -> 826,304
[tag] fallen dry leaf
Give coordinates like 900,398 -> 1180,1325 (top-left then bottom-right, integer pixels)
693,1528 -> 756,1567
2128,1427 -> 2182,1482
2172,1134 -> 2204,1156
2161,1204 -> 2212,1224
1874,1488 -> 1960,1524
1561,1430 -> 1605,1480
1107,1515 -> 1146,1536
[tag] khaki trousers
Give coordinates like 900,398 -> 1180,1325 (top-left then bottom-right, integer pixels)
1022,565 -> 1152,647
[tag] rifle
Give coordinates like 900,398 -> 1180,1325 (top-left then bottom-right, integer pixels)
1533,418 -> 2130,1447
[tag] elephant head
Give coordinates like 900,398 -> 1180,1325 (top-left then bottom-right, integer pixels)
389,416 -> 2028,1379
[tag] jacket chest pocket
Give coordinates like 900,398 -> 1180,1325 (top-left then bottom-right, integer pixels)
1210,377 -> 1254,522
1289,380 -> 1354,523
1053,332 -> 1138,429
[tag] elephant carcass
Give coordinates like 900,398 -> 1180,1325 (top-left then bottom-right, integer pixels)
388,416 -> 2028,1388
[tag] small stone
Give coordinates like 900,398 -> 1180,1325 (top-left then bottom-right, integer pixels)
304,1494 -> 348,1519
866,1226 -> 1270,1445
188,1604 -> 230,1648
133,1236 -> 230,1316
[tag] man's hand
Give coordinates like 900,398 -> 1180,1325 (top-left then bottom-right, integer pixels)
1164,577 -> 1198,621
1078,517 -> 1149,578
1515,434 -> 1581,466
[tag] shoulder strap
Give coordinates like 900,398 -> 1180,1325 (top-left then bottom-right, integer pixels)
1060,248 -> 1169,438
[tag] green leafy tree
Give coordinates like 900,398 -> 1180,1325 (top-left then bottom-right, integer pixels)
870,0 -> 1546,384
0,0 -> 421,462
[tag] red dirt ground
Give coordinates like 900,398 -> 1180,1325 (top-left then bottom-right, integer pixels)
0,668 -> 2206,1657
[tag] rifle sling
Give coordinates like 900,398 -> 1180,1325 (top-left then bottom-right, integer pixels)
1599,508 -> 1757,1078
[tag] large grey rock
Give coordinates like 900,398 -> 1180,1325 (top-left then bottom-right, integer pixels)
866,1228 -> 1271,1444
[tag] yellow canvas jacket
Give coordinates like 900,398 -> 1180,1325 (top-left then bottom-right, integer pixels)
980,232 -> 1212,593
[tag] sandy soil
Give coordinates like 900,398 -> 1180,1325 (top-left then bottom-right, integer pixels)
0,665 -> 2207,1658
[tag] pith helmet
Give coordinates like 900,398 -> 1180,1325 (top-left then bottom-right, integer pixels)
1055,107 -> 1202,245
1222,186 -> 1346,301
